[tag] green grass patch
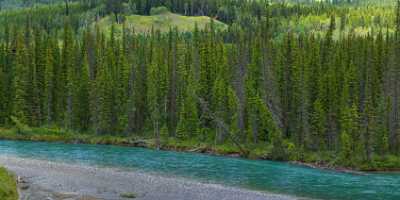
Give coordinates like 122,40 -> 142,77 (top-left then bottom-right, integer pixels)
0,167 -> 18,200
120,192 -> 137,198
95,10 -> 227,35
0,127 -> 140,147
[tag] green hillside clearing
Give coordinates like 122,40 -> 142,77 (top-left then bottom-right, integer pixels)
95,10 -> 227,34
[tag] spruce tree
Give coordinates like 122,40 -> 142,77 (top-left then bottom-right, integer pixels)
12,32 -> 29,125
176,73 -> 200,140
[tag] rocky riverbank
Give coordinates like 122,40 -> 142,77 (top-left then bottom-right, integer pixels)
0,155 -> 297,200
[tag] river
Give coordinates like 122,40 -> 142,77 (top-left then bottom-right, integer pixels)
0,140 -> 399,200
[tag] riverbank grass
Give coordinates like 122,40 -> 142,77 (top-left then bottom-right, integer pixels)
0,167 -> 18,200
1,127 -> 400,172
120,192 -> 137,198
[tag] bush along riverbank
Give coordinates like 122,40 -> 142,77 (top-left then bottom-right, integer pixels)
1,127 -> 400,172
0,166 -> 18,200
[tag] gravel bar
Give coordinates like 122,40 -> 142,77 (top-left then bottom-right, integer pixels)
0,155 -> 299,200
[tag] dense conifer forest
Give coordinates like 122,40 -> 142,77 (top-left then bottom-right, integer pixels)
0,0 -> 399,170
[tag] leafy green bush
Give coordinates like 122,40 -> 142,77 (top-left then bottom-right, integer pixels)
150,6 -> 170,15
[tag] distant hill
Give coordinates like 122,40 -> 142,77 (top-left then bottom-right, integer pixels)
94,10 -> 227,35
0,0 -> 64,10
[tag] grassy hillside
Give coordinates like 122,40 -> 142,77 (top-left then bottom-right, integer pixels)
0,167 -> 18,200
95,11 -> 227,34
272,5 -> 394,39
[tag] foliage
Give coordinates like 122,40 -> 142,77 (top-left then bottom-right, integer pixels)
0,0 -> 399,171
0,167 -> 18,200
95,12 -> 227,34
150,6 -> 169,15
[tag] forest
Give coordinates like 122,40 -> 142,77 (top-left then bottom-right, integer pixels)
0,0 -> 399,171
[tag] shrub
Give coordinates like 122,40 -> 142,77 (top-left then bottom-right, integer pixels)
150,6 -> 170,15
120,192 -> 137,198
0,167 -> 18,200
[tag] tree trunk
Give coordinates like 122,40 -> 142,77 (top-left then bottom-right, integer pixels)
64,0 -> 69,16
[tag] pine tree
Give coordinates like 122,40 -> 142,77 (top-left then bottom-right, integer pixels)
311,99 -> 326,151
227,86 -> 240,139
33,29 -> 46,125
96,60 -> 114,134
176,73 -> 200,140
375,96 -> 389,155
12,32 -> 29,125
0,48 -> 5,124
279,32 -> 295,138
167,29 -> 179,137
44,39 -> 56,124
339,130 -> 352,165
74,53 -> 91,131
388,0 -> 400,153
147,35 -> 167,147
61,21 -> 75,128
212,75 -> 229,144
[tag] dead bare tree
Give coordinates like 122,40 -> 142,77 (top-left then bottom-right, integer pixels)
198,97 -> 249,156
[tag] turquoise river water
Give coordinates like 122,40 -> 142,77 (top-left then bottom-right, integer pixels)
0,140 -> 399,200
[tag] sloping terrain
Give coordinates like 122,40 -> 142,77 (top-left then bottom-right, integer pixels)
95,11 -> 227,34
